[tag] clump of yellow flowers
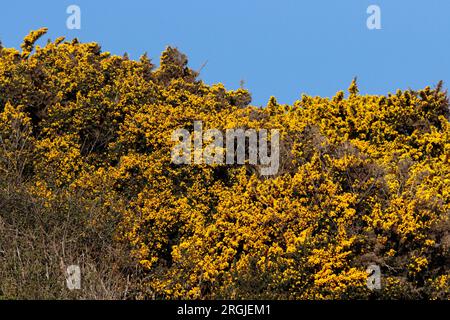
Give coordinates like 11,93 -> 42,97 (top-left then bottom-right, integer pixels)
0,29 -> 448,299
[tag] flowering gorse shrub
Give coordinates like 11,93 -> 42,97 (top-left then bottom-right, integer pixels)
0,29 -> 448,299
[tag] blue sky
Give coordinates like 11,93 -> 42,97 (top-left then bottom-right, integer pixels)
1,0 -> 449,106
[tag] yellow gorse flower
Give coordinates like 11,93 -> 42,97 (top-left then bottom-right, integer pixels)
0,29 -> 448,300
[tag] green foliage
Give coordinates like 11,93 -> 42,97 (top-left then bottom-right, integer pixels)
0,29 -> 448,299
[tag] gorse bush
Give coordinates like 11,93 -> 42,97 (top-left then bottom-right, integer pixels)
0,29 -> 448,299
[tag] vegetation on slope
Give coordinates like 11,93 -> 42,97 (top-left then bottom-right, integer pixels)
0,29 -> 448,299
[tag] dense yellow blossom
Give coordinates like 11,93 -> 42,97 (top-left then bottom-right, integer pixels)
0,29 -> 448,299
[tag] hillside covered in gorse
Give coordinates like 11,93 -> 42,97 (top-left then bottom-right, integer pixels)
0,29 -> 448,299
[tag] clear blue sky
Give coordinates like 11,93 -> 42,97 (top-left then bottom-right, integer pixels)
1,0 -> 449,106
